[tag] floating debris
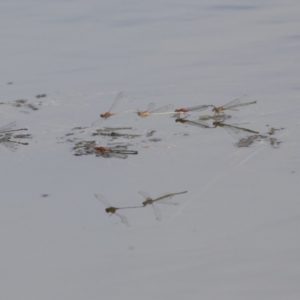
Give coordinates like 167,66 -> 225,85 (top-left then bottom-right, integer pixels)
73,140 -> 96,156
26,103 -> 39,111
9,99 -> 40,111
268,127 -> 284,135
12,134 -> 32,139
146,130 -> 156,137
11,99 -> 27,107
269,137 -> 281,148
235,134 -> 281,148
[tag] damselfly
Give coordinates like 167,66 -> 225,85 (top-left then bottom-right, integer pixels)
138,191 -> 187,221
212,98 -> 257,115
136,103 -> 174,117
91,91 -> 123,126
94,193 -> 142,226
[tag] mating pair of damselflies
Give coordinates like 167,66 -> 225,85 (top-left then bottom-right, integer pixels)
92,91 -> 176,125
94,191 -> 187,226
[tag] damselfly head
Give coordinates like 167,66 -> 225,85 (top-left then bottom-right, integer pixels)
106,207 -> 117,213
143,199 -> 153,206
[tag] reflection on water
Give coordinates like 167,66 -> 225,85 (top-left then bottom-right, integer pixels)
176,112 -> 283,149
1,91 -> 284,158
235,126 -> 283,148
0,122 -> 30,151
175,117 -> 212,128
212,121 -> 259,136
0,136 -> 29,152
73,141 -> 138,158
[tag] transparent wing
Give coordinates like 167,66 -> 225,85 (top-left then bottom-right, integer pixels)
180,119 -> 210,129
150,104 -> 174,114
222,125 -> 249,140
0,122 -> 16,133
154,191 -> 187,202
91,118 -> 105,127
228,100 -> 257,110
94,193 -> 111,207
222,98 -> 241,109
96,152 -> 128,159
115,212 -> 130,226
186,105 -> 212,112
235,135 -> 258,147
107,91 -> 123,112
138,191 -> 151,200
152,204 -> 162,221
190,119 -> 211,128
108,146 -> 137,155
158,201 -> 179,205
147,102 -> 155,112
108,146 -> 128,151
108,152 -> 128,159
0,139 -> 18,152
